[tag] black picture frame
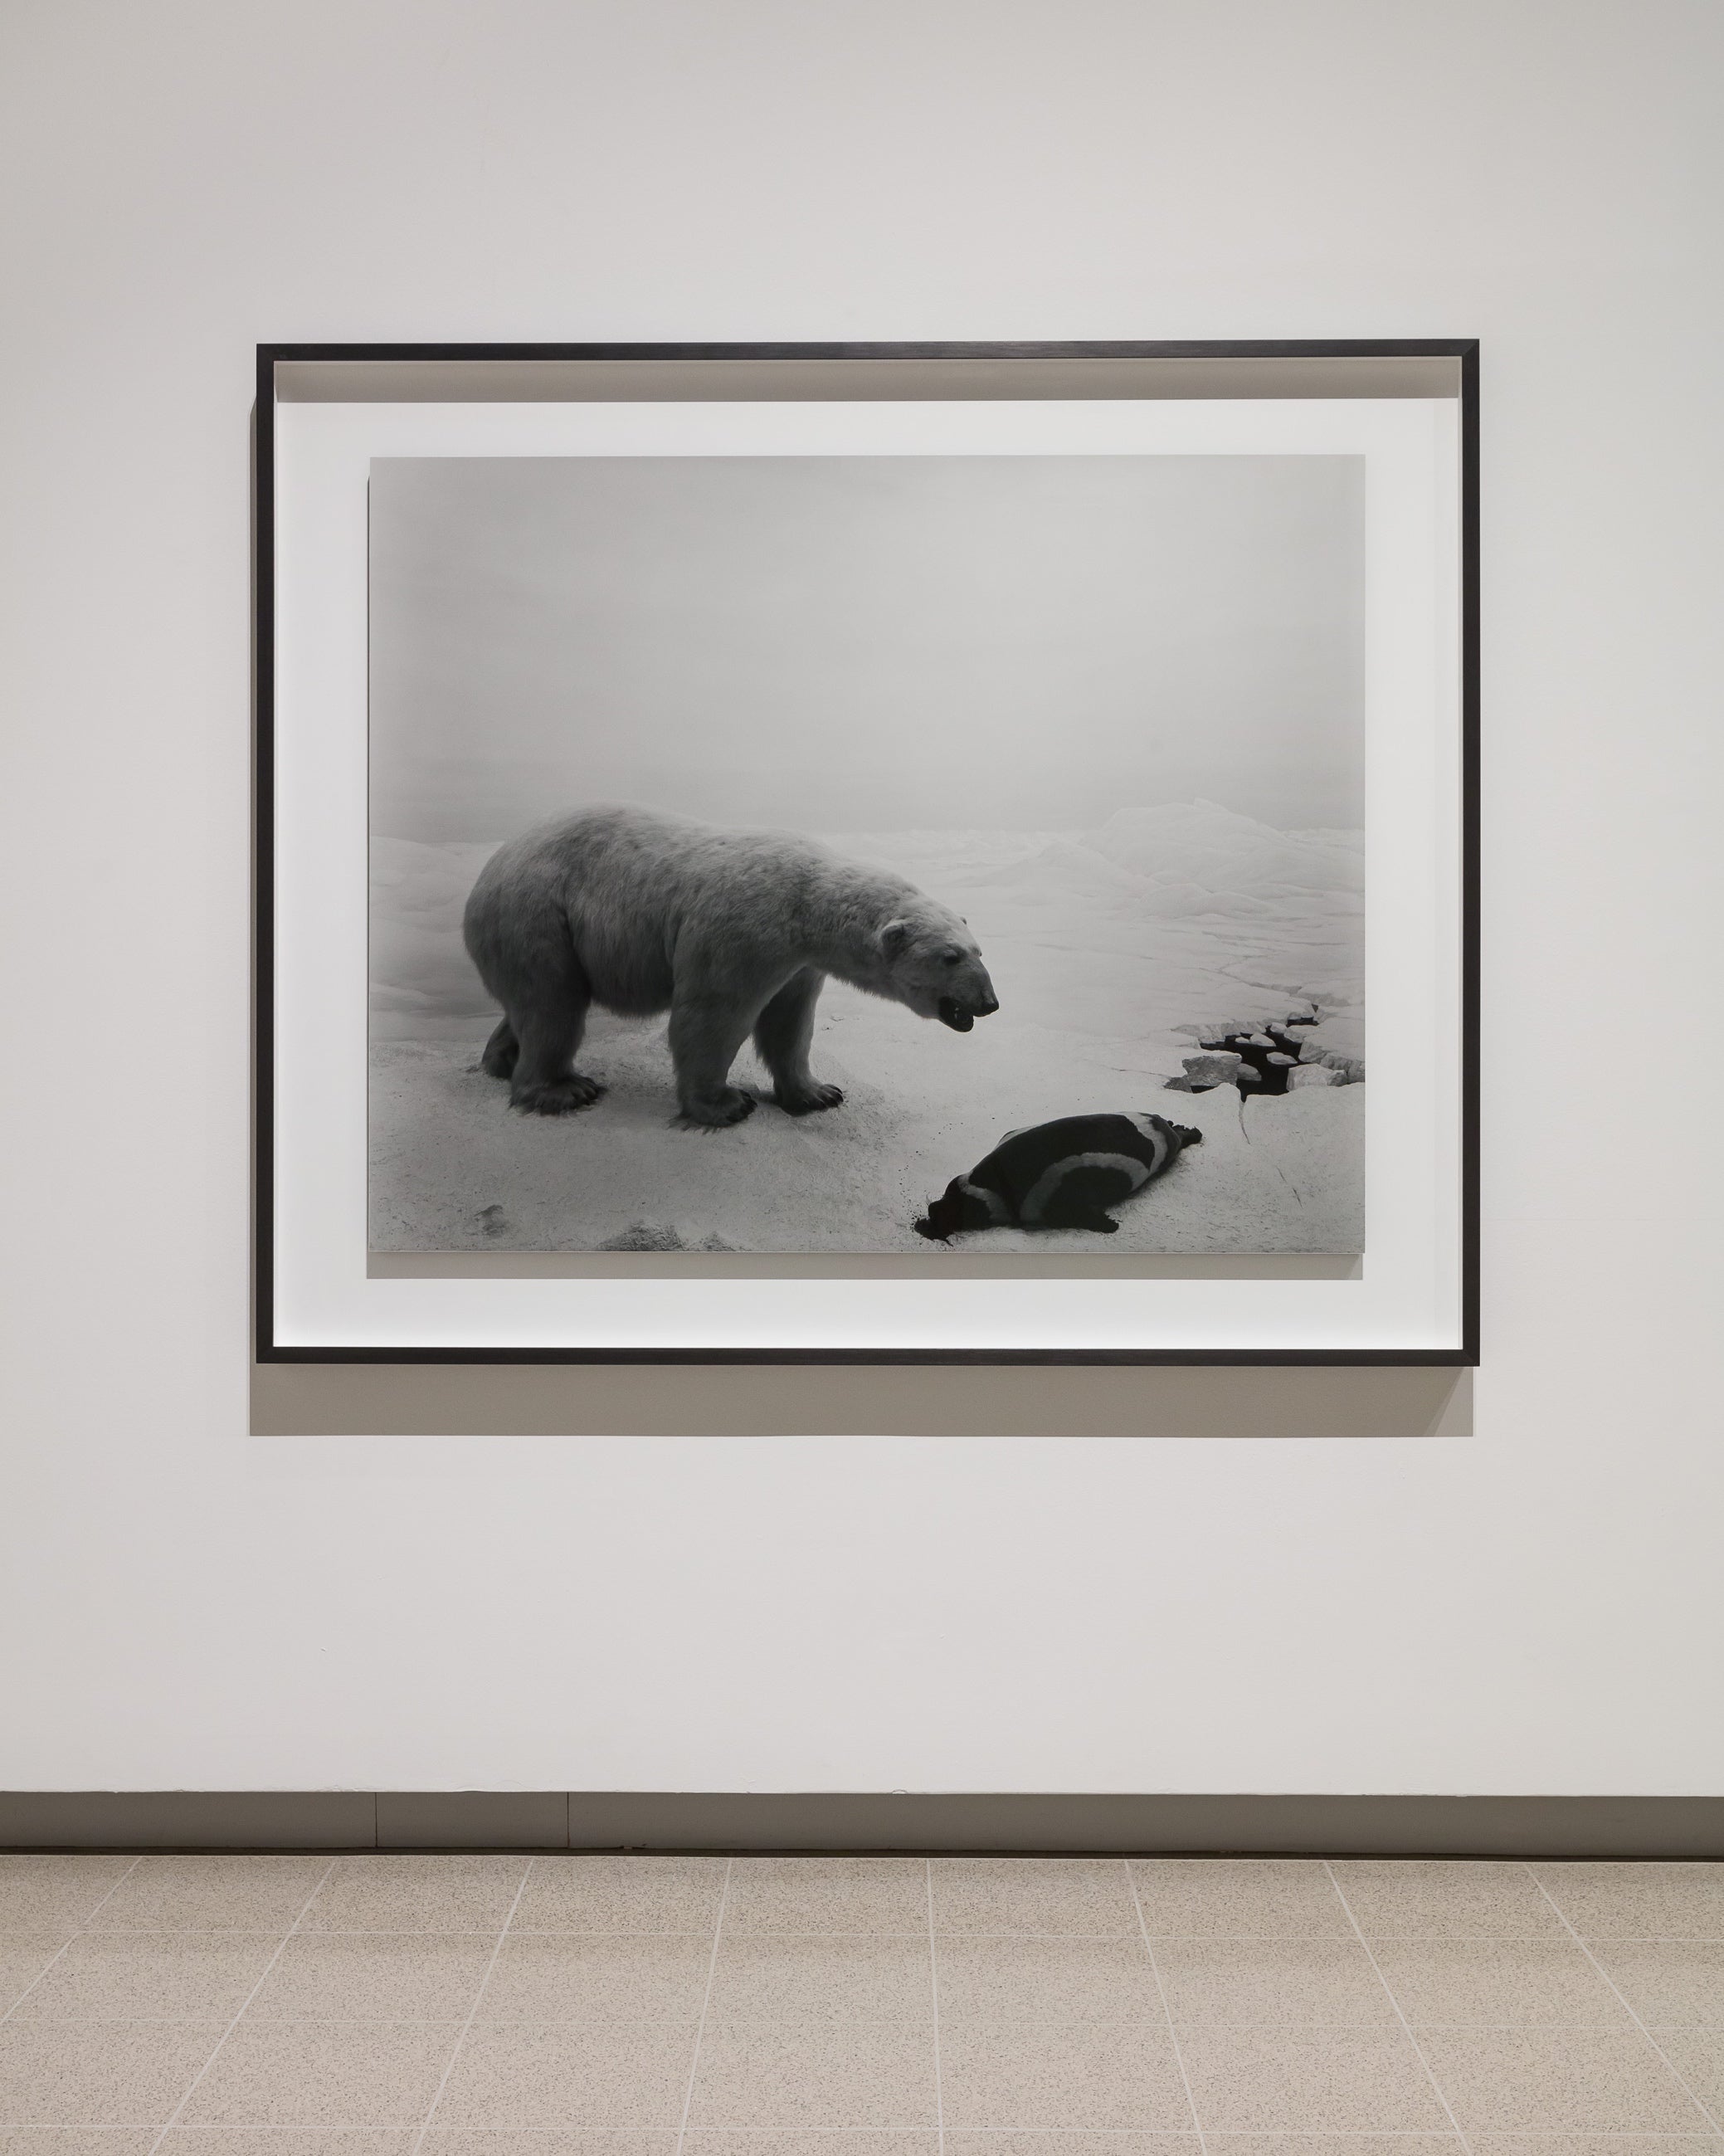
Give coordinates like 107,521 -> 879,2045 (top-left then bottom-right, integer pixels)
256,339 -> 1478,1368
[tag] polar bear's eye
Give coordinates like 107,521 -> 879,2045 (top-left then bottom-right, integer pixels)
941,949 -> 962,965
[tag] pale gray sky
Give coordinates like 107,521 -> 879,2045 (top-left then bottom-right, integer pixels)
370,453 -> 1362,841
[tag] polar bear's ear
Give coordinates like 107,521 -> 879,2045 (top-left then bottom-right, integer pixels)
879,919 -> 914,961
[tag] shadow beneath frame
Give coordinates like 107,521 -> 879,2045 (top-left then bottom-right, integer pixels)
251,1361 -> 1471,1438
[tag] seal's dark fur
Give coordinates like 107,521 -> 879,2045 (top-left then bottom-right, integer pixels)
914,1112 -> 1201,1239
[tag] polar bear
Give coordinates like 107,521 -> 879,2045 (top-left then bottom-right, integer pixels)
462,804 -> 1000,1126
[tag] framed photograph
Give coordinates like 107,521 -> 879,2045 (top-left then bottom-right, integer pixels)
257,340 -> 1477,1364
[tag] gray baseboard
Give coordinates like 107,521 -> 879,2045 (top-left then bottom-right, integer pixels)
2,1791 -> 1720,1856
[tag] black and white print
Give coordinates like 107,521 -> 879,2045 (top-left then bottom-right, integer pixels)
368,452 -> 1365,1255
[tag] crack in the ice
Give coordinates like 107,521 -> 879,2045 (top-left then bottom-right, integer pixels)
1238,1095 -> 1304,1205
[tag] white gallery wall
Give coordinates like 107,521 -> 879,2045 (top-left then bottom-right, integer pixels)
2,0 -> 1722,1795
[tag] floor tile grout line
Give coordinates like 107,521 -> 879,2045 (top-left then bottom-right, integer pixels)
10,2010 -> 1719,2029
409,1854 -> 535,2154
674,1854 -> 732,2156
139,1855 -> 338,2156
925,1858 -> 945,2156
26,2128 -> 1724,2139
39,1923 -> 1697,1941
1522,1861 -> 1724,2138
0,1856 -> 143,2026
1124,1857 -> 1206,2152
1322,1859 -> 1473,2155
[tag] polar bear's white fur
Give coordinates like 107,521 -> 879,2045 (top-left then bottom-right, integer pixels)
463,804 -> 1000,1126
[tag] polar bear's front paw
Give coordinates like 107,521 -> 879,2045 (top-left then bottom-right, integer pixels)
777,1081 -> 845,1115
679,1087 -> 757,1129
511,1071 -> 606,1115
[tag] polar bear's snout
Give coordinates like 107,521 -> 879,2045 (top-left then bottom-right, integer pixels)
936,971 -> 999,1032
955,954 -> 1000,1021
935,957 -> 999,1032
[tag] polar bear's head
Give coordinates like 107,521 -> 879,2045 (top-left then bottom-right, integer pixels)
878,910 -> 1000,1032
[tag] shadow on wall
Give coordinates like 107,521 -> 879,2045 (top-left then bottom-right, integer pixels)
251,1364 -> 1472,1438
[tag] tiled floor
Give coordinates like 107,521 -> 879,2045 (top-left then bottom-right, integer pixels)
1,1854 -> 1722,2151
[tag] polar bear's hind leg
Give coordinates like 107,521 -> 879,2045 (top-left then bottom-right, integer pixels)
509,971 -> 606,1116
465,863 -> 606,1116
480,1017 -> 519,1080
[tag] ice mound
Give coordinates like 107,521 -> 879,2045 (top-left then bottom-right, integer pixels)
955,802 -> 1363,929
1293,1007 -> 1366,1080
1091,799 -> 1364,902
966,837 -> 1149,899
597,1222 -> 738,1252
821,830 -> 1060,880
371,836 -> 502,1034
1298,1008 -> 1366,1063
